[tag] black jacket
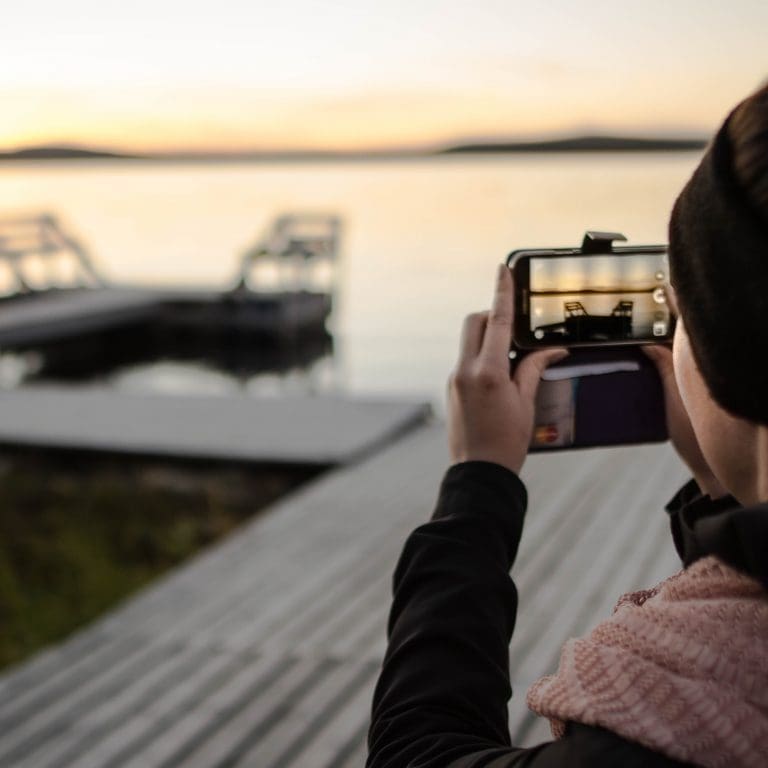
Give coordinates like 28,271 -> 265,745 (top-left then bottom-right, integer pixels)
367,462 -> 768,768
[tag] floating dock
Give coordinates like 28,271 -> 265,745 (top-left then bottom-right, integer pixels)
0,287 -> 331,348
0,214 -> 339,357
0,388 -> 431,465
0,424 -> 688,767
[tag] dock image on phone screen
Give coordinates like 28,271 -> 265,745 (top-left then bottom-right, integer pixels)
529,253 -> 670,343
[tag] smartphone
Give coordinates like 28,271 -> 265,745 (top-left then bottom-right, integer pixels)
513,346 -> 668,451
507,233 -> 673,349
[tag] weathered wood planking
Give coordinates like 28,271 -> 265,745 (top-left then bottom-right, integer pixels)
0,424 -> 689,767
0,389 -> 431,465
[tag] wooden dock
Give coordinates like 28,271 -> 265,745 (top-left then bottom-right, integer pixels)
0,287 -> 331,349
0,213 -> 340,353
0,424 -> 688,767
0,389 -> 431,465
0,288 -> 166,346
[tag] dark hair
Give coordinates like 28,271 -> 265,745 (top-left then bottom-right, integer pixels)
729,81 -> 768,220
667,80 -> 768,423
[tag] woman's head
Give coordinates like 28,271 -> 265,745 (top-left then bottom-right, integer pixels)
669,81 -> 768,502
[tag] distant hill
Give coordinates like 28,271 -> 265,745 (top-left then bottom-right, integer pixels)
0,136 -> 707,162
441,136 -> 707,153
0,146 -> 136,160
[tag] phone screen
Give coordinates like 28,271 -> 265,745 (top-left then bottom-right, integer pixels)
525,252 -> 671,346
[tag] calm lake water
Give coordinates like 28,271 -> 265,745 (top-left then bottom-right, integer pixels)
0,153 -> 702,409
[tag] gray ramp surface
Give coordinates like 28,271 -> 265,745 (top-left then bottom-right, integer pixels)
0,424 -> 689,767
0,388 -> 431,465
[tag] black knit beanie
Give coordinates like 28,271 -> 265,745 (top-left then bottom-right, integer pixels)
669,111 -> 768,424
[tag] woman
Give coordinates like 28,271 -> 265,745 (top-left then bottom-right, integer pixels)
366,84 -> 768,768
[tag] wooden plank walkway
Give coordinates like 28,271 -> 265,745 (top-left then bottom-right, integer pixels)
0,424 -> 688,767
0,389 -> 431,465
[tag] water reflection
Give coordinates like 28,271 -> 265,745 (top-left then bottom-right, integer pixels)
6,327 -> 336,395
109,353 -> 338,397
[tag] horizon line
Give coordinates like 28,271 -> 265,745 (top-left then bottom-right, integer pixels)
0,133 -> 709,160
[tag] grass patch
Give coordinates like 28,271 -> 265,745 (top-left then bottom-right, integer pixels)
0,451 -> 321,672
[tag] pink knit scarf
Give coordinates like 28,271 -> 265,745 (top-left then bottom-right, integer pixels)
526,556 -> 768,768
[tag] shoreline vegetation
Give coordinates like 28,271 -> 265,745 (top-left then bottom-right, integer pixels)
0,135 -> 707,163
0,451 -> 322,672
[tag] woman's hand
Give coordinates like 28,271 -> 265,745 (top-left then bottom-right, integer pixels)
448,264 -> 568,475
643,344 -> 727,498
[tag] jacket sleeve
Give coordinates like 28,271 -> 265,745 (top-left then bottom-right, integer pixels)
366,462 -> 694,768
366,460 -> 541,768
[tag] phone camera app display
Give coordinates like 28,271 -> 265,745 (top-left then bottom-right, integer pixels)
529,253 -> 671,344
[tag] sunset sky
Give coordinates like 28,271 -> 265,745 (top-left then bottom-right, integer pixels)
3,0 -> 767,152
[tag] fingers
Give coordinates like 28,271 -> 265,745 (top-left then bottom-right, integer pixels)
515,347 -> 569,402
642,344 -> 674,382
458,311 -> 488,364
666,283 -> 680,317
480,264 -> 514,365
642,345 -> 684,427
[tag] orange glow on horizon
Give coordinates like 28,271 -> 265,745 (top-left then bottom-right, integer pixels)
0,78 -> 751,154
2,1 -> 766,154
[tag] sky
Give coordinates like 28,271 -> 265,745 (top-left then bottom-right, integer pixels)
2,0 -> 767,152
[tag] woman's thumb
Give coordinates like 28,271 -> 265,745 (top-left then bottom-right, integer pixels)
515,348 -> 569,401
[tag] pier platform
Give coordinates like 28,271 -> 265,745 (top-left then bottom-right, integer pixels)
0,213 -> 339,353
0,288 -> 166,346
0,389 -> 431,465
0,287 -> 331,349
0,424 -> 688,767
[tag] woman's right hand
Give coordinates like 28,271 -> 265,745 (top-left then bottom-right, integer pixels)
643,344 -> 727,499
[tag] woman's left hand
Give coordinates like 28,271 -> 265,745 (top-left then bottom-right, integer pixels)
448,264 -> 568,475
